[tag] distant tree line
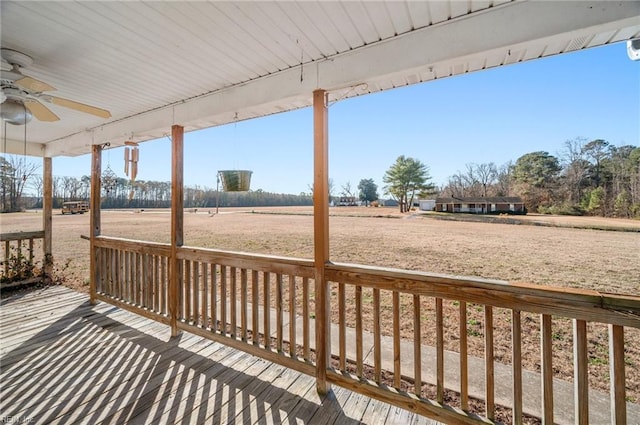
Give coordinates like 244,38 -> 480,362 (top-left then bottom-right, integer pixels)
1,165 -> 312,211
2,138 -> 638,217
440,139 -> 640,217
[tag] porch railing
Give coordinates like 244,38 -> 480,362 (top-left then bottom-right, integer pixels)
93,235 -> 640,425
325,263 -> 639,424
1,230 -> 45,285
94,236 -> 316,377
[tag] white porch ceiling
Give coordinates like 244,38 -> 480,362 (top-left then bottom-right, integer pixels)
1,1 -> 639,158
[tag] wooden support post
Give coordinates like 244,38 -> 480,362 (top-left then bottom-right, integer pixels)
170,124 -> 184,337
42,157 -> 53,281
313,89 -> 331,395
89,144 -> 102,305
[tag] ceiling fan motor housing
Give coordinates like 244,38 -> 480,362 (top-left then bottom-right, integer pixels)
0,98 -> 33,125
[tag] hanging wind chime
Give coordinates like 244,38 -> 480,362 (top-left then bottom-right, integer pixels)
124,141 -> 139,200
101,143 -> 117,196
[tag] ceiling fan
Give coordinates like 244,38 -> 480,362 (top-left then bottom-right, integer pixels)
1,48 -> 111,125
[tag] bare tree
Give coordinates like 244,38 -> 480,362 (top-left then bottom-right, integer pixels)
340,181 -> 354,198
473,162 -> 498,197
560,138 -> 589,204
0,155 -> 39,212
31,175 -> 44,207
495,161 -> 513,196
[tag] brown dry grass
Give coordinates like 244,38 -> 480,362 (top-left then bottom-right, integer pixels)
2,206 -> 639,406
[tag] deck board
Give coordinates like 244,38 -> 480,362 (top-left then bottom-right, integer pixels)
0,285 -> 440,424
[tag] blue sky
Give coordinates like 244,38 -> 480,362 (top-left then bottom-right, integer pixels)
50,42 -> 639,195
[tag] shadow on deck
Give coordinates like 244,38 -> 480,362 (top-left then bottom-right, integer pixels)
0,286 -> 439,425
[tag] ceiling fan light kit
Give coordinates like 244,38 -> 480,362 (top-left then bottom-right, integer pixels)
0,98 -> 32,125
0,48 -> 111,125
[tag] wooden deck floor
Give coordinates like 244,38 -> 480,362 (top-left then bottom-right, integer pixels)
1,285 -> 440,425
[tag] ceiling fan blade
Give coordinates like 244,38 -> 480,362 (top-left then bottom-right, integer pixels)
45,95 -> 111,119
24,99 -> 60,122
16,76 -> 56,92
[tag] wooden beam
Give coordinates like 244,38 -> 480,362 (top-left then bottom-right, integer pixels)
170,124 -> 184,337
313,89 -> 331,395
89,144 -> 102,305
42,156 -> 53,281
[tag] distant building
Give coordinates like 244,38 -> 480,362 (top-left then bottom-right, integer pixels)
336,196 -> 357,206
435,196 -> 526,214
419,199 -> 436,211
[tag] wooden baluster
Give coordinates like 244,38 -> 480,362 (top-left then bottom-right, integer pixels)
201,262 -> 208,329
220,265 -> 227,334
137,253 -> 142,306
485,305 -> 495,420
373,288 -> 381,383
193,261 -> 200,325
609,324 -> 626,425
153,255 -> 160,311
101,247 -> 107,295
4,240 -> 10,275
356,285 -> 363,376
512,310 -> 523,425
94,247 -> 101,293
129,251 -> 134,303
276,273 -> 283,352
145,253 -> 150,307
28,237 -> 34,264
574,319 -> 589,425
146,254 -> 152,308
143,253 -> 149,307
211,264 -> 217,332
252,270 -> 259,346
184,260 -> 191,322
302,277 -> 310,360
541,314 -> 554,425
263,271 -> 270,349
120,250 -> 125,300
460,301 -> 468,411
393,291 -> 401,389
289,274 -> 296,357
112,249 -> 117,297
163,255 -> 168,312
436,297 -> 444,403
177,259 -> 184,320
414,294 -> 422,397
339,282 -> 346,370
241,268 -> 248,341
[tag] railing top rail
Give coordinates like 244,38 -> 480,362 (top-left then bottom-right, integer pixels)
326,262 -> 640,328
94,235 -> 172,255
93,236 -> 314,275
179,245 -> 315,277
179,244 -> 314,267
0,230 -> 45,242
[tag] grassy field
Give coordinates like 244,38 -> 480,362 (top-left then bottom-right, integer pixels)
2,206 -> 639,407
5,206 -> 636,293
